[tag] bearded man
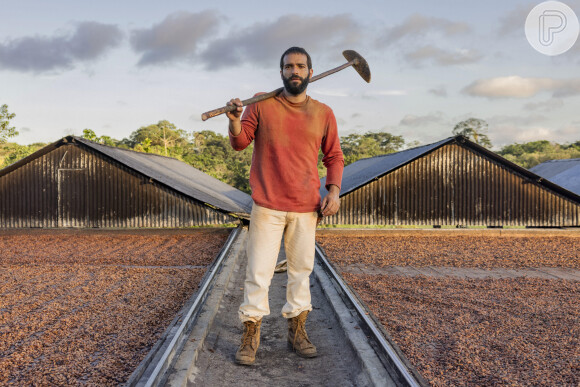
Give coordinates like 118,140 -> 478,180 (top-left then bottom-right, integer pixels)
226,46 -> 344,365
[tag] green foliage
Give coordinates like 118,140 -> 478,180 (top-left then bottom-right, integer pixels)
183,130 -> 253,193
452,118 -> 492,148
123,120 -> 189,157
82,129 -> 120,147
340,132 -> 405,165
315,131 -> 405,178
498,140 -> 580,168
1,104 -> 18,143
0,142 -> 45,168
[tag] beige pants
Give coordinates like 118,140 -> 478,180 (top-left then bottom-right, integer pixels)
239,203 -> 318,322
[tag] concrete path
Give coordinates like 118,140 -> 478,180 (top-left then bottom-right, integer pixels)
341,264 -> 580,281
166,231 -> 390,387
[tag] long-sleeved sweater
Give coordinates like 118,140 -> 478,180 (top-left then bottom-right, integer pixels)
229,93 -> 344,213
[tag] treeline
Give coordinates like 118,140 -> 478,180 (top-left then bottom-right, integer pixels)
1,118 -> 579,194
498,140 -> 580,169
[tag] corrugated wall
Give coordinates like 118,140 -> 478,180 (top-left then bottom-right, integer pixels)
0,143 -> 234,228
324,143 -> 580,226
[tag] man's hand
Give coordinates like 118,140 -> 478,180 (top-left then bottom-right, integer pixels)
226,98 -> 243,136
226,98 -> 243,120
320,184 -> 340,217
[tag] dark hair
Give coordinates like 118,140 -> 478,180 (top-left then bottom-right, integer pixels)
280,47 -> 312,70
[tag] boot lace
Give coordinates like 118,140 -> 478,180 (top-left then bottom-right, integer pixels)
292,315 -> 313,348
242,321 -> 257,349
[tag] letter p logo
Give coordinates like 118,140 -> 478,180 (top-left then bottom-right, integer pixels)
526,1 -> 579,55
539,10 -> 567,46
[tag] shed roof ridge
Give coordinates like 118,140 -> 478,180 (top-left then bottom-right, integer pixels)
71,136 -> 182,162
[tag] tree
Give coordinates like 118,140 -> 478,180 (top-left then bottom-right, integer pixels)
452,118 -> 492,148
0,104 -> 18,143
498,140 -> 580,169
0,143 -> 45,168
81,129 -> 99,142
340,132 -> 405,165
81,129 -> 119,147
124,120 -> 189,156
183,130 -> 253,193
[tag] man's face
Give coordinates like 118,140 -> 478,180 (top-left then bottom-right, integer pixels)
281,53 -> 313,96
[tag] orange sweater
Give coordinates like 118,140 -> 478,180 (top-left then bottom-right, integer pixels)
230,93 -> 344,212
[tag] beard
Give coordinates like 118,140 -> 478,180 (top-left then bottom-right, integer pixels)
282,73 -> 310,95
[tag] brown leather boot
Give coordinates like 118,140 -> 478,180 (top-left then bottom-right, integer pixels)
235,319 -> 262,365
288,310 -> 317,358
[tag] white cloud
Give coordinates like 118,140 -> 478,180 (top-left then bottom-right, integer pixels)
376,13 -> 471,47
405,46 -> 482,66
311,88 -> 350,97
363,89 -> 408,97
487,115 -> 580,147
523,98 -> 564,112
399,111 -> 446,127
463,76 -> 580,98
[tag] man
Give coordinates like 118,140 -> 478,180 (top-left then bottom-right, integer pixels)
226,46 -> 344,366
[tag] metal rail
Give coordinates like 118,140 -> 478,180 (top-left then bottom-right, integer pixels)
315,243 -> 425,387
131,226 -> 241,387
131,228 -> 423,386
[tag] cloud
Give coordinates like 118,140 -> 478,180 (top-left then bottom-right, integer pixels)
405,45 -> 482,66
199,14 -> 360,70
493,126 -> 553,145
362,89 -> 408,98
462,76 -> 580,98
375,14 -> 480,67
496,4 -> 533,36
130,10 -> 220,66
376,13 -> 471,47
523,98 -> 564,112
311,88 -> 351,97
429,85 -> 447,97
399,111 -> 446,127
488,114 -> 547,126
0,22 -> 122,73
485,114 -> 574,147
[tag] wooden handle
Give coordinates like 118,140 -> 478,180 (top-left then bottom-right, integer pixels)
201,87 -> 284,121
201,53 -> 362,121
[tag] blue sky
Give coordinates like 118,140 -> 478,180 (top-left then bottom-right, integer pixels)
2,0 -> 580,149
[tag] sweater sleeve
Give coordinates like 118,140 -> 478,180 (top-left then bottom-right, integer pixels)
321,109 -> 344,191
229,101 -> 259,151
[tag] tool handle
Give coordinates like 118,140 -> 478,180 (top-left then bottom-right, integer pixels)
201,87 -> 284,121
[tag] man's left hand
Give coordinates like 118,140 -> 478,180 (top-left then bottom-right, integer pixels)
320,185 -> 340,217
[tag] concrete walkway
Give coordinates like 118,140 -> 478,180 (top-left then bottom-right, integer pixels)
341,264 -> 580,281
166,230 -> 393,387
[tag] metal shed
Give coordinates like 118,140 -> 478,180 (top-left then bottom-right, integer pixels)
320,135 -> 580,227
0,136 -> 252,228
529,158 -> 580,196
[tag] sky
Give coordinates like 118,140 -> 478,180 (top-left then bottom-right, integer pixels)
2,0 -> 580,150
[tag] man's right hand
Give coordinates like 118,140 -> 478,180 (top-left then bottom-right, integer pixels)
226,98 -> 243,136
226,98 -> 243,121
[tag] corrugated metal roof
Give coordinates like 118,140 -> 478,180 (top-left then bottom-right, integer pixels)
321,137 -> 453,197
0,136 -> 252,217
321,135 -> 580,203
530,159 -> 580,196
